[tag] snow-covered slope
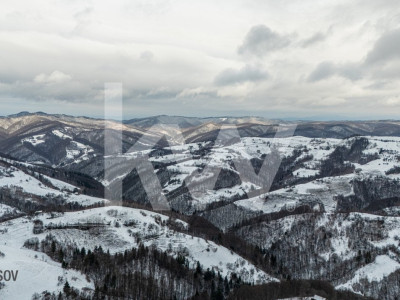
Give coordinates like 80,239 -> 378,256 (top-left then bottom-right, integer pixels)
0,206 -> 276,288
0,155 -> 107,208
336,255 -> 400,295
0,204 -> 21,220
105,135 -> 400,215
0,164 -> 107,207
0,245 -> 93,299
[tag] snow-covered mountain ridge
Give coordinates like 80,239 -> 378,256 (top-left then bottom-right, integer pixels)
1,114 -> 400,299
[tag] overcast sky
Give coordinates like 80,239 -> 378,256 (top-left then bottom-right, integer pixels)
1,0 -> 400,120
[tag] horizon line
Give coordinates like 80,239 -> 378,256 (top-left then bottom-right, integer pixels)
1,111 -> 400,123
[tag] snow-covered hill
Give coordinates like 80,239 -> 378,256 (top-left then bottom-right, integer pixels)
0,157 -> 107,208
0,206 -> 276,298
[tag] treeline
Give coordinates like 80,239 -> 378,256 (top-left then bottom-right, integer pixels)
36,235 -> 243,300
175,215 -> 275,276
228,280 -> 373,300
123,204 -> 275,277
319,137 -> 379,178
19,162 -> 104,197
34,236 -> 375,300
0,154 -> 103,197
0,187 -> 105,215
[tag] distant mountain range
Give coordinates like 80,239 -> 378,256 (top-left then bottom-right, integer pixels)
1,113 -> 399,164
1,112 -> 400,299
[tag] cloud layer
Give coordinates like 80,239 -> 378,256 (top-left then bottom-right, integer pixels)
0,0 -> 400,119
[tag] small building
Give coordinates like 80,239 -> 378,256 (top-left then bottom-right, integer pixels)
33,219 -> 44,234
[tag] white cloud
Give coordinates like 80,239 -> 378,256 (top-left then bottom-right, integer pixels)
383,97 -> 400,107
34,71 -> 72,84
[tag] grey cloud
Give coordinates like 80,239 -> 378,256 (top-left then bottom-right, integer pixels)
0,78 -> 184,104
308,62 -> 363,82
0,72 -> 24,84
338,63 -> 364,81
238,25 -> 290,57
301,32 -> 326,47
72,7 -> 93,36
364,80 -> 390,90
307,62 -> 336,81
365,28 -> 400,65
0,79 -> 100,103
140,51 -> 154,61
368,61 -> 400,80
309,28 -> 400,82
214,64 -> 269,86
